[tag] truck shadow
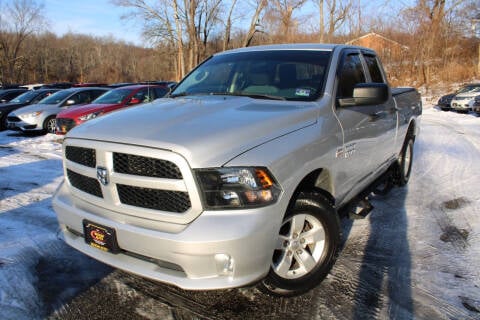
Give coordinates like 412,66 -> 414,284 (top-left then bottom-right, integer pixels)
342,187 -> 414,319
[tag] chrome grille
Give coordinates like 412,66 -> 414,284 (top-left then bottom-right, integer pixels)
67,169 -> 102,198
62,141 -> 202,224
113,153 -> 182,179
65,146 -> 96,168
117,184 -> 190,213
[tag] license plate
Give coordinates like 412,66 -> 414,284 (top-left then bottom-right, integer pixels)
83,220 -> 120,253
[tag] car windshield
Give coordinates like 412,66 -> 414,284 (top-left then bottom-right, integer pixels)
9,91 -> 38,103
171,50 -> 331,101
39,90 -> 73,104
93,89 -> 132,104
457,85 -> 480,94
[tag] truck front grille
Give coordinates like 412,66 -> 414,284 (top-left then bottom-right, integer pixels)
117,184 -> 190,212
67,169 -> 102,198
113,153 -> 182,179
66,146 -> 96,168
62,141 -> 201,223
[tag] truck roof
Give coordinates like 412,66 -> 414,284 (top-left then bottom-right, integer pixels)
216,43 -> 365,56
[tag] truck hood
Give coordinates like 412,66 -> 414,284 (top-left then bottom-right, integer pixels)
68,96 -> 318,168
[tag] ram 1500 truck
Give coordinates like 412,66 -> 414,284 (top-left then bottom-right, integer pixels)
53,44 -> 421,296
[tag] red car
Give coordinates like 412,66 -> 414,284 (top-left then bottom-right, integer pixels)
55,85 -> 169,135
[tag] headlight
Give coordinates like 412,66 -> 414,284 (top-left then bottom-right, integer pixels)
79,111 -> 103,121
195,167 -> 281,209
19,111 -> 42,120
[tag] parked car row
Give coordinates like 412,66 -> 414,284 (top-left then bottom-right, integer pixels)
0,82 -> 172,134
437,83 -> 480,114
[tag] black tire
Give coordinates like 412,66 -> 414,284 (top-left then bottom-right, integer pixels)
260,192 -> 341,296
395,137 -> 414,186
43,116 -> 56,134
0,115 -> 6,131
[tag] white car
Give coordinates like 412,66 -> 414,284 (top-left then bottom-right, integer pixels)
450,85 -> 480,112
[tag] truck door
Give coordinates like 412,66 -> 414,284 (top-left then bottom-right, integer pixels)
361,52 -> 398,169
332,50 -> 391,203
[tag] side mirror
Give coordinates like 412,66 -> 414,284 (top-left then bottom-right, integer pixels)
129,97 -> 141,105
339,83 -> 389,107
65,99 -> 76,106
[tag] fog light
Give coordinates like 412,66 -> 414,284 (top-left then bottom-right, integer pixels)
214,253 -> 234,276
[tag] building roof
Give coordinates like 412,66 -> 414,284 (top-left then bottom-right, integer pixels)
346,32 -> 409,50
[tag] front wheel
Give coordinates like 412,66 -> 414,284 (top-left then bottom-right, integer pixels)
260,192 -> 340,296
43,116 -> 56,134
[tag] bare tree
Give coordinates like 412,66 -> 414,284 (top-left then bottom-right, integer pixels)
271,0 -> 308,42
0,0 -> 46,84
242,0 -> 267,47
223,0 -> 237,50
314,0 -> 353,42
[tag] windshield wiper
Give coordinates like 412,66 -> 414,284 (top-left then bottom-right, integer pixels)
210,92 -> 286,101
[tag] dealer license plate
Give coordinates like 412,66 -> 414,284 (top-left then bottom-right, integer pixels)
83,220 -> 120,253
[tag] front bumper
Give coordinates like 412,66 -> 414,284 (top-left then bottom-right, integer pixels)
53,181 -> 282,290
56,118 -> 78,135
451,100 -> 472,111
6,116 -> 41,132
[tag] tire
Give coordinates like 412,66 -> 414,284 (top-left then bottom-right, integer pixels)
43,116 -> 56,134
0,115 -> 6,131
260,192 -> 341,296
395,137 -> 414,186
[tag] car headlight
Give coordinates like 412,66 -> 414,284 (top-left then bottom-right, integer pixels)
19,111 -> 42,120
195,167 -> 281,209
79,111 -> 103,121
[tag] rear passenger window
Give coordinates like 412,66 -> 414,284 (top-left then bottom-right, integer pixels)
337,53 -> 366,98
364,55 -> 384,83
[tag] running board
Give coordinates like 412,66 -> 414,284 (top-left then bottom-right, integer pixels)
348,197 -> 373,219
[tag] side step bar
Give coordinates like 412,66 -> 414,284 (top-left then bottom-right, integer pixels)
348,197 -> 373,219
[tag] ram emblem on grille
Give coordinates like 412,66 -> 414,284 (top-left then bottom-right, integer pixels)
96,167 -> 109,186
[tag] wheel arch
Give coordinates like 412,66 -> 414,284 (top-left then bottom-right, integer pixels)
288,168 -> 336,209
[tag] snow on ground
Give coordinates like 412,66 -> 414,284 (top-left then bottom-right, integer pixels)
0,104 -> 479,319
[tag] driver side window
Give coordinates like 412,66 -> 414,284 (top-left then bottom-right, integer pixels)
337,53 -> 366,99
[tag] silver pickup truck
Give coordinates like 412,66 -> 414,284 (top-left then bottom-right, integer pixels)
53,44 -> 421,296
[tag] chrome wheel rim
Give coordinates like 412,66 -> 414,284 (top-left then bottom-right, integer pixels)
47,118 -> 56,133
272,213 -> 326,279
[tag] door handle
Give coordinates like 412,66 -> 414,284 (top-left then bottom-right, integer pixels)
369,111 -> 384,121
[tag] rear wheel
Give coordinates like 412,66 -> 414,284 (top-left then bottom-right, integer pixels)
260,192 -> 340,296
395,137 -> 414,186
43,116 -> 56,134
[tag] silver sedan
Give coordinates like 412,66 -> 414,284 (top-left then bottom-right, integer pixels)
6,87 -> 109,134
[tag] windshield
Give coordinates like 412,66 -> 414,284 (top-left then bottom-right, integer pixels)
39,90 -> 73,105
9,91 -> 38,103
457,85 -> 480,94
171,50 -> 331,101
93,88 -> 132,104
